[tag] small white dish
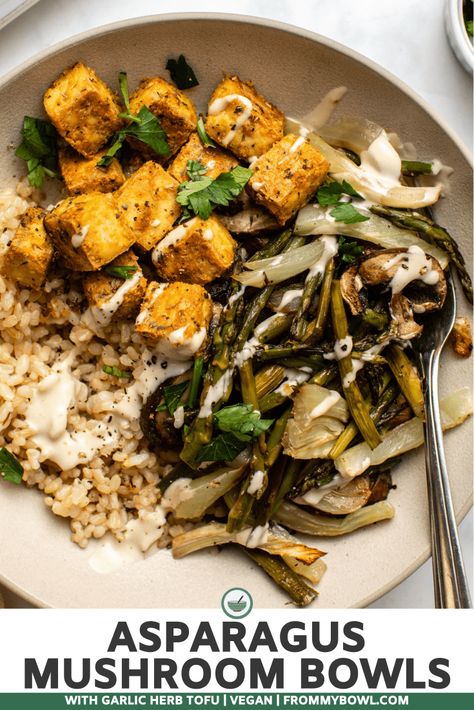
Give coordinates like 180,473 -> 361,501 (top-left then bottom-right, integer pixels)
445,0 -> 474,72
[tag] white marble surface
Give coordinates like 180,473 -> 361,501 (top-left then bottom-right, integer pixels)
0,0 -> 472,609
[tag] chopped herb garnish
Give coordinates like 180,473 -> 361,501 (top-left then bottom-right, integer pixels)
196,404 -> 274,462
104,264 -> 138,280
335,236 -> 364,276
98,72 -> 170,168
196,432 -> 248,463
186,159 -> 208,181
196,115 -> 216,148
15,116 -> 59,188
102,365 -> 132,379
166,55 -> 199,89
0,448 -> 23,485
316,179 -> 363,206
156,381 -> 189,416
330,202 -> 370,224
214,403 -> 273,439
177,164 -> 252,220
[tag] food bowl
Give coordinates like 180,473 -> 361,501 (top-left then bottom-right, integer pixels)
445,0 -> 474,72
0,13 -> 472,609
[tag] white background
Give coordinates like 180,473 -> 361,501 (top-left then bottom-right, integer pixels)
0,0 -> 472,609
0,609 -> 472,692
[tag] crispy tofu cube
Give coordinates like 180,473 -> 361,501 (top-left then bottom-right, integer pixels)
83,250 -> 147,321
205,75 -> 284,161
168,132 -> 238,183
43,62 -> 122,157
135,281 -> 212,358
59,145 -> 125,195
116,161 -> 181,251
247,135 -> 330,224
152,215 -> 236,285
129,77 -> 197,160
2,207 -> 53,289
44,193 -> 134,271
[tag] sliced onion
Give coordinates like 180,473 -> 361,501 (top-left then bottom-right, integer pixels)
335,387 -> 472,479
274,500 -> 395,536
283,556 -> 327,584
307,132 -> 441,208
295,204 -> 449,268
283,383 -> 349,459
319,116 -> 383,154
235,238 -> 326,287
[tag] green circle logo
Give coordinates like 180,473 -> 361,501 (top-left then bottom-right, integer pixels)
221,588 -> 253,619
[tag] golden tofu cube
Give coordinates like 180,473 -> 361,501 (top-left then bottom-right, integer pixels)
168,132 -> 238,183
116,161 -> 181,251
152,215 -> 236,285
2,207 -> 53,289
59,145 -> 125,195
44,193 -> 134,271
205,75 -> 284,161
135,281 -> 212,358
43,62 -> 122,157
83,250 -> 147,321
247,135 -> 330,224
129,77 -> 197,160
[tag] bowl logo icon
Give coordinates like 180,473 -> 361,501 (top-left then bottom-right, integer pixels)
221,588 -> 253,618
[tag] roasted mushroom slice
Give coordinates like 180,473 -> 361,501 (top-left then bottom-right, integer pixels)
340,247 -> 447,340
218,207 -> 279,234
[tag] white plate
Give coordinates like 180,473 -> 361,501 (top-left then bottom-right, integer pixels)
0,14 -> 472,608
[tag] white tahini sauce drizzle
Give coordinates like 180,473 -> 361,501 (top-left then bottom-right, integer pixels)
114,352 -> 190,421
88,508 -> 167,574
152,219 -> 196,261
247,470 -> 265,496
228,284 -> 246,307
383,245 -> 439,294
358,130 -> 402,193
275,288 -> 303,312
306,236 -> 338,281
85,270 -> 142,329
294,474 -> 344,507
235,523 -> 269,549
290,136 -> 306,153
323,335 -> 353,361
275,368 -> 312,397
253,313 -> 285,339
198,369 -> 234,419
173,405 -> 185,429
341,342 -> 386,389
208,94 -> 253,146
25,352 -> 120,470
300,86 -> 348,131
71,224 -> 90,249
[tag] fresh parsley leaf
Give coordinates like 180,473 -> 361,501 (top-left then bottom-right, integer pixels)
166,55 -> 199,89
196,115 -> 216,148
187,159 -> 208,181
104,265 -> 138,280
316,179 -> 363,206
177,165 -> 252,220
15,116 -> 59,188
102,365 -> 132,379
0,448 -> 23,485
196,432 -> 248,463
214,404 -> 273,440
330,202 -> 370,224
97,73 -> 170,168
157,381 -> 189,416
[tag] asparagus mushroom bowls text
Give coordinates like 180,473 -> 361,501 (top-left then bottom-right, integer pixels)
0,16 -> 472,608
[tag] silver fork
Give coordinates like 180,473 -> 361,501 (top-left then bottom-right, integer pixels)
414,267 -> 472,608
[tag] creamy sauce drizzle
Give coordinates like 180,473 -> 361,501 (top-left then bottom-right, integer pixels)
247,470 -> 265,496
310,390 -> 341,419
274,368 -> 312,397
300,86 -> 348,131
290,136 -> 306,153
275,288 -> 303,312
384,245 -> 439,294
25,353 -> 120,470
235,523 -> 269,548
71,225 -> 89,249
208,94 -> 253,146
306,236 -> 338,280
86,270 -> 141,329
152,219 -> 195,260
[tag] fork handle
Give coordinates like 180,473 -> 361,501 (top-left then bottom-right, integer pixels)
420,349 -> 472,608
